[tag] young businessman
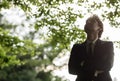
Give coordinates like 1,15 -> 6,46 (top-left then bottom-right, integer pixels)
68,14 -> 114,81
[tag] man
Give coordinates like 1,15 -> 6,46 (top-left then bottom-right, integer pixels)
68,14 -> 114,81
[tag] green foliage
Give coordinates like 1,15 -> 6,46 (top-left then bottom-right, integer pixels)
102,0 -> 120,27
0,0 -> 10,9
0,0 -> 120,81
1,0 -> 120,26
0,28 -> 21,68
0,26 -> 66,80
0,13 -> 66,80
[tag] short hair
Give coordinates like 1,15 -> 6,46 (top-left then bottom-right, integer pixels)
84,14 -> 103,38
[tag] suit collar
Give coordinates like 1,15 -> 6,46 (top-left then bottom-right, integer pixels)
83,39 -> 102,45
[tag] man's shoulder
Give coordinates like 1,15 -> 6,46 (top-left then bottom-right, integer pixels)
72,42 -> 85,48
72,43 -> 80,47
100,40 -> 112,43
73,41 -> 86,46
99,40 -> 113,45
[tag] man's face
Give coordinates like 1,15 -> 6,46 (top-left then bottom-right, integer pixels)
85,23 -> 100,41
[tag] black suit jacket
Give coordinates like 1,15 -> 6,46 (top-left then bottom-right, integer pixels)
68,39 -> 114,81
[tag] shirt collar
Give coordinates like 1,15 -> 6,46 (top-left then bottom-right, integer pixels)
86,38 -> 98,44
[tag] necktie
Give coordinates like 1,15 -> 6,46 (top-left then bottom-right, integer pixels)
88,42 -> 93,55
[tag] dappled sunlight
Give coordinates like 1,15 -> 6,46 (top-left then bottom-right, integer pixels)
0,0 -> 120,81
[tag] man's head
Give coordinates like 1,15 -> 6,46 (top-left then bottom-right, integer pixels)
84,14 -> 103,41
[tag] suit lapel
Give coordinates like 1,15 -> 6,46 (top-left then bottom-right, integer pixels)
81,41 -> 90,58
79,39 -> 103,58
94,39 -> 103,56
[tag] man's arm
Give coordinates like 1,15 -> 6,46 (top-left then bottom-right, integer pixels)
94,42 -> 114,75
68,44 -> 83,75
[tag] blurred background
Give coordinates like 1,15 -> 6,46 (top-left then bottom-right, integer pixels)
0,0 -> 120,81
